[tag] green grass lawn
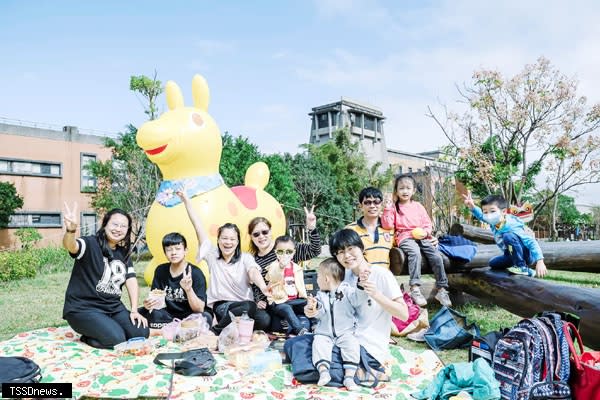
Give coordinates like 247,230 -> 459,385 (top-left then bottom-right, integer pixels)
1,262 -> 598,365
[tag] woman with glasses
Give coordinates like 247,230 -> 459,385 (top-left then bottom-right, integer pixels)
178,192 -> 270,335
62,203 -> 149,349
286,229 -> 408,387
248,206 -> 321,331
328,229 -> 408,367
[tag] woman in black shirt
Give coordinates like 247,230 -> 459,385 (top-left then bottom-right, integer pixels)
62,203 -> 149,349
248,206 -> 321,330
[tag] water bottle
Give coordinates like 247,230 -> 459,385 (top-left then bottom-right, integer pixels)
237,311 -> 254,345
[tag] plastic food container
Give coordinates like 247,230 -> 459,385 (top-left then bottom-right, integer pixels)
114,337 -> 154,356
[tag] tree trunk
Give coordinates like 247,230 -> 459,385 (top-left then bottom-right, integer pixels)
389,240 -> 600,274
448,268 -> 600,350
551,193 -> 559,240
449,223 -> 495,244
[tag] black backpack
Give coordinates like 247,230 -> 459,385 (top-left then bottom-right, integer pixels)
468,328 -> 510,365
153,348 -> 217,376
0,357 -> 42,388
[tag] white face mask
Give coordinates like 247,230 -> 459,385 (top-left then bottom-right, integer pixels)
484,211 -> 503,225
278,254 -> 293,266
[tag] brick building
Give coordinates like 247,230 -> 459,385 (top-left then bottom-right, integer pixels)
0,121 -> 112,249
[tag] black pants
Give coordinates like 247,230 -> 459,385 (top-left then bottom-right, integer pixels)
212,300 -> 258,334
65,308 -> 149,349
254,309 -> 271,331
137,307 -> 213,329
269,298 -> 307,334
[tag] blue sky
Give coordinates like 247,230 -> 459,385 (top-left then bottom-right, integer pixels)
1,0 -> 600,205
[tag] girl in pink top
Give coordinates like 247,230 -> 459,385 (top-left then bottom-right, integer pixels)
381,175 -> 451,308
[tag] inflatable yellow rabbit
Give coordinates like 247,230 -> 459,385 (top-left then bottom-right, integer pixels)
136,75 -> 285,284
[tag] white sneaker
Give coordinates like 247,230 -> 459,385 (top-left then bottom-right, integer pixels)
434,287 -> 452,307
410,286 -> 427,307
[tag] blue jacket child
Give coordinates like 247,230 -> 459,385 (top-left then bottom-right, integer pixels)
463,192 -> 547,278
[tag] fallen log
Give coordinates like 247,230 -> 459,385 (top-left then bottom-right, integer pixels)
447,268 -> 600,350
389,241 -> 600,275
450,223 -> 495,244
462,241 -> 600,273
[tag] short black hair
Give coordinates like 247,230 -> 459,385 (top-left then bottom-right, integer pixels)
162,232 -> 187,251
358,187 -> 383,203
329,229 -> 364,256
319,257 -> 345,283
274,235 -> 295,248
481,195 -> 508,210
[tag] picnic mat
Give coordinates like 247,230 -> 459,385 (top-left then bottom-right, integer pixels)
1,327 -> 443,399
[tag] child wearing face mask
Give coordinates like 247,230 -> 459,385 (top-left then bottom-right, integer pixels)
265,235 -> 310,336
463,192 -> 547,278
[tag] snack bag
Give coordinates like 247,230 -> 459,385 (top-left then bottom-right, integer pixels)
148,289 -> 167,310
218,312 -> 240,353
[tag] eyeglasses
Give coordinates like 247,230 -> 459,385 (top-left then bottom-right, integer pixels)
362,199 -> 382,206
108,222 -> 128,230
275,249 -> 294,256
335,246 -> 360,257
251,229 -> 270,238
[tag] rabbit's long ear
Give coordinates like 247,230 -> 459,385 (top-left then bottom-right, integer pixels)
192,74 -> 210,111
166,80 -> 185,110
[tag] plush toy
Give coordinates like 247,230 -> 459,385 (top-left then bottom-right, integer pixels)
136,75 -> 286,284
508,202 -> 534,223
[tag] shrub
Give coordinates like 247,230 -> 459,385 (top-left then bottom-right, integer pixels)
0,246 -> 72,282
33,247 -> 72,274
0,251 -> 37,281
14,227 -> 43,250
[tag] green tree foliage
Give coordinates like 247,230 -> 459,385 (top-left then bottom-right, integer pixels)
528,191 -> 593,239
287,152 -> 353,237
262,153 -> 300,213
14,227 -> 42,250
86,124 -> 161,247
429,57 -> 600,221
219,132 -> 300,213
0,182 -> 24,228
130,72 -> 163,120
307,128 -> 393,204
219,132 -> 262,187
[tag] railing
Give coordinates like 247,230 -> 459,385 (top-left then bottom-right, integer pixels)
0,116 -> 119,138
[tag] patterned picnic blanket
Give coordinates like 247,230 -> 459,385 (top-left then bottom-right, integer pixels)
1,327 -> 443,399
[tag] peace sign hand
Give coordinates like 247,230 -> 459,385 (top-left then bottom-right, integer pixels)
462,191 -> 475,209
383,193 -> 394,209
304,205 -> 317,230
63,202 -> 79,231
180,265 -> 193,291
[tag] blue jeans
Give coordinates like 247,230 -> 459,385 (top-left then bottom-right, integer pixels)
489,232 -> 533,269
269,298 -> 307,334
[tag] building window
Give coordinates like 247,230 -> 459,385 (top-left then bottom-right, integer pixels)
0,157 -> 61,178
398,166 -> 403,174
9,212 -> 62,228
408,167 -> 413,173
330,112 -> 338,127
377,120 -> 383,133
317,113 -> 329,128
364,116 -> 375,131
352,113 -> 363,127
80,213 -> 97,236
81,153 -> 97,192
